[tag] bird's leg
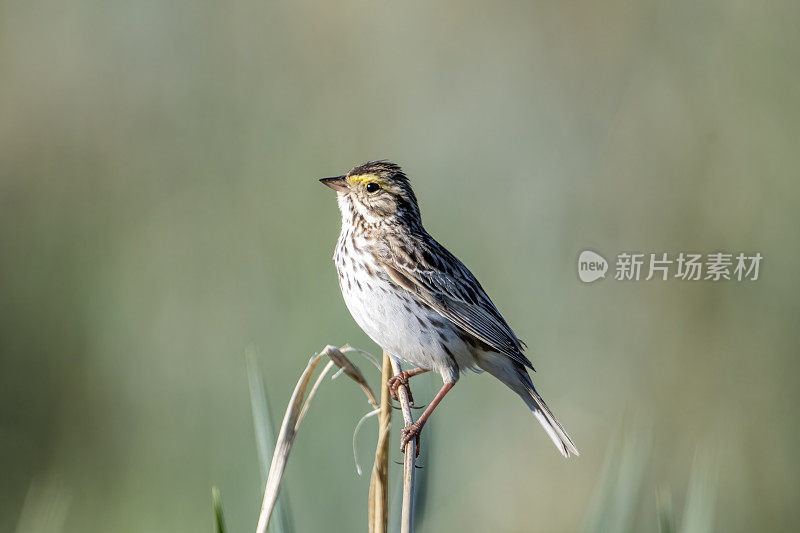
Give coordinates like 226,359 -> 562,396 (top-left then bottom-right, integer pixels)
388,368 -> 429,408
400,381 -> 455,456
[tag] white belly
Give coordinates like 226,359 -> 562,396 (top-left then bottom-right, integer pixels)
334,238 -> 472,382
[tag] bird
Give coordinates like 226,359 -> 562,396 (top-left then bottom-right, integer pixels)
320,161 -> 578,458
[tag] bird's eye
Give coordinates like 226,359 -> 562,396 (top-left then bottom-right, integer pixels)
365,182 -> 381,193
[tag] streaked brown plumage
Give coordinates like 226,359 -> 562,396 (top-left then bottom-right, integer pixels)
320,161 -> 578,457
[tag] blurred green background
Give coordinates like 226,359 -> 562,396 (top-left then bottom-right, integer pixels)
2,0 -> 799,531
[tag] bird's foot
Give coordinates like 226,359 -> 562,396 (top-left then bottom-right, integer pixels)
388,371 -> 416,408
400,421 -> 422,457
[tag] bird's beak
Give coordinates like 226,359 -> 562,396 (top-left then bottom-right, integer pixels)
319,175 -> 350,193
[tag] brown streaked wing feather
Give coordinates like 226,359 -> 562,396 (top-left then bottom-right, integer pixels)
378,233 -> 534,370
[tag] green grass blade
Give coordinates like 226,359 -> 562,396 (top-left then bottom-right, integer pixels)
15,477 -> 70,533
680,450 -> 717,533
246,347 -> 294,533
211,487 -> 226,533
582,426 -> 653,533
656,486 -> 676,533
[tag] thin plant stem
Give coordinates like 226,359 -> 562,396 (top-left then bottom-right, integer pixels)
390,358 -> 417,533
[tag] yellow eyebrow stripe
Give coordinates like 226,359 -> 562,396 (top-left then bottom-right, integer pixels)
348,174 -> 387,187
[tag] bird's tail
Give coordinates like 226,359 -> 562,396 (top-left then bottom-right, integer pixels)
521,380 -> 579,458
477,354 -> 579,458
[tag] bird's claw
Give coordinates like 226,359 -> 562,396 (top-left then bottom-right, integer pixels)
400,422 -> 422,457
388,371 -> 416,408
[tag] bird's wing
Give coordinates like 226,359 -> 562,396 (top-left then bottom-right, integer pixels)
377,234 -> 534,370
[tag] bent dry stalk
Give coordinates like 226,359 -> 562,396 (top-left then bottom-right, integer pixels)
368,352 -> 392,533
255,345 -> 378,533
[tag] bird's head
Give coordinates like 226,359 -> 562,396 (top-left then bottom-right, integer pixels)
320,161 -> 421,229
